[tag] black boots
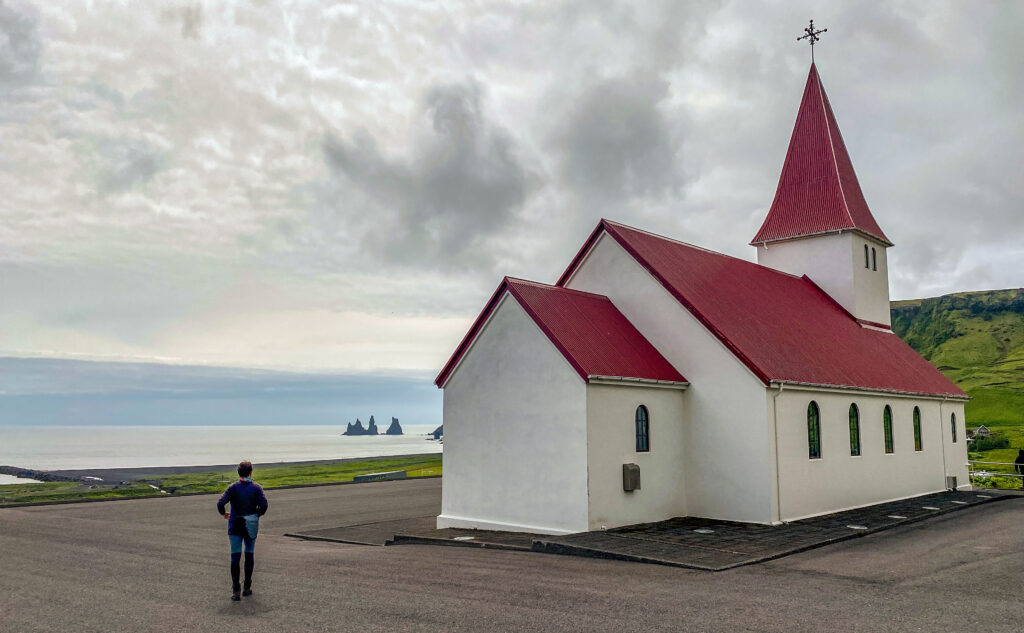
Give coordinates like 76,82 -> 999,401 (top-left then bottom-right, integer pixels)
230,551 -> 255,599
243,551 -> 255,596
230,552 -> 242,600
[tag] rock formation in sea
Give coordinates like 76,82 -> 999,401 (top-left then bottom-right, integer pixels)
343,418 -> 367,436
431,425 -> 443,440
367,415 -> 379,435
385,417 -> 403,435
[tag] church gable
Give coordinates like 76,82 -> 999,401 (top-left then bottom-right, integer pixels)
558,220 -> 966,400
435,277 -> 686,389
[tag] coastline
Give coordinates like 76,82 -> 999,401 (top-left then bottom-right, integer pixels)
23,452 -> 443,483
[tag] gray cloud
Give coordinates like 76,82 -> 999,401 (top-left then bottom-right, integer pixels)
93,136 -> 169,194
556,75 -> 679,202
0,0 -> 1020,383
320,81 -> 534,271
0,0 -> 40,91
158,4 -> 203,40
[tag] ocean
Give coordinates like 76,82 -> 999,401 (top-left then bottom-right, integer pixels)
0,425 -> 442,474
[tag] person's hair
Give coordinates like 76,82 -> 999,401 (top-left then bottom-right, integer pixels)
237,460 -> 253,478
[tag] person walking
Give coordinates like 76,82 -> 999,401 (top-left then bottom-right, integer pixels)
216,460 -> 269,601
1014,449 -> 1024,491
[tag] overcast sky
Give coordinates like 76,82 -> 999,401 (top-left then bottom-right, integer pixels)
1,1 -> 1021,398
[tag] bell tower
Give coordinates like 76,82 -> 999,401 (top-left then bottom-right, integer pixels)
751,63 -> 893,328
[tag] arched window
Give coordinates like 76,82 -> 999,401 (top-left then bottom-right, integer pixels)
807,401 -> 821,459
635,405 -> 650,452
913,407 -> 923,451
872,248 -> 877,271
951,412 -> 957,443
883,405 -> 894,454
864,244 -> 870,268
849,404 -> 861,456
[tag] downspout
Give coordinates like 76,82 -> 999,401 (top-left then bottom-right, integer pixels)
771,382 -> 785,524
939,397 -> 951,488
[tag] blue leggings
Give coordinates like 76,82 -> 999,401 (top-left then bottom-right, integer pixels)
229,533 -> 256,554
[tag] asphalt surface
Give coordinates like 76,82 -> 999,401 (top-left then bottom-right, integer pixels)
1,478 -> 1021,633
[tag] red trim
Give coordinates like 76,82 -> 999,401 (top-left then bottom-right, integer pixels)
434,278 -> 513,387
556,220 -> 610,287
856,318 -> 892,330
801,274 -> 858,321
505,281 -> 590,384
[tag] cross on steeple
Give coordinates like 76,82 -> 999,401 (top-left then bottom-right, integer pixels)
797,19 -> 827,63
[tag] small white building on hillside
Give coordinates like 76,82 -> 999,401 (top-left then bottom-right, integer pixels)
433,64 -> 970,536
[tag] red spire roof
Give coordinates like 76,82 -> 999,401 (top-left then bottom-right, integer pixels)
751,64 -> 892,246
435,277 -> 687,388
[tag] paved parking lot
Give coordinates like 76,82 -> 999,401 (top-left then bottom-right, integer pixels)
1,478 -> 1021,633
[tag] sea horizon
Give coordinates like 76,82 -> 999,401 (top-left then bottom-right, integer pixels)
0,424 -> 442,472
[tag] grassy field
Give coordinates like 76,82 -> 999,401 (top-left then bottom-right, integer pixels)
892,289 -> 1024,488
0,454 -> 442,506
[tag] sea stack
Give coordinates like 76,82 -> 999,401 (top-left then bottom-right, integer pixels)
343,418 -> 368,436
385,417 -> 404,435
367,415 -> 379,435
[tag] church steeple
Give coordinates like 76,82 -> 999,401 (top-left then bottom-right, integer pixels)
751,63 -> 891,247
753,63 -> 893,328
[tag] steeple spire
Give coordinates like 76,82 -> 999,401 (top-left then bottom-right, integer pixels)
751,64 -> 891,247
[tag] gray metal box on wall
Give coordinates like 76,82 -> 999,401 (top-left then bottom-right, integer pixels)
623,463 -> 641,492
945,475 -> 957,490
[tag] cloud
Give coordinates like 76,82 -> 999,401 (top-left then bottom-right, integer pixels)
92,136 -> 169,194
0,0 -> 1020,384
0,0 -> 40,91
319,81 -> 534,271
159,4 -> 203,40
555,75 -> 679,202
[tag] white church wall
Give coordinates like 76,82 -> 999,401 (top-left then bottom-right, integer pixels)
774,388 -> 956,521
438,295 -> 590,535
565,233 -> 776,524
756,232 -> 891,326
585,383 -> 687,530
939,400 -> 970,490
851,236 -> 891,326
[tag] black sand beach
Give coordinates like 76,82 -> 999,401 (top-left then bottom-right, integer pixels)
15,452 -> 441,483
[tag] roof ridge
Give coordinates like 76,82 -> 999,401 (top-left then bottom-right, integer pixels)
504,276 -> 613,300
603,219 -> 806,281
815,67 -> 858,232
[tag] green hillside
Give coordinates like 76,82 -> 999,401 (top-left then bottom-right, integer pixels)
891,288 -> 1024,428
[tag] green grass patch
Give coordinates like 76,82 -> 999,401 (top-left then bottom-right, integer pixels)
0,454 -> 442,506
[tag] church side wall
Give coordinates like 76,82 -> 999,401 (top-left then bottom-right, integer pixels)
939,399 -> 970,490
585,383 -> 687,530
566,234 -> 776,524
774,389 -> 964,521
439,295 -> 589,535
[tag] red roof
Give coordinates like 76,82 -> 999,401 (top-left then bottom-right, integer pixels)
559,220 -> 965,399
435,277 -> 687,388
751,64 -> 892,246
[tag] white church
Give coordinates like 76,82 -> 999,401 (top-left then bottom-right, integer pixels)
433,64 -> 970,536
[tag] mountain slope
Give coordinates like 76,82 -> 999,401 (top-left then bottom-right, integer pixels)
891,289 -> 1024,427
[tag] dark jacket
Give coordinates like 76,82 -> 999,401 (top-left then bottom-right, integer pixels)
217,480 -> 269,536
1014,450 -> 1024,474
